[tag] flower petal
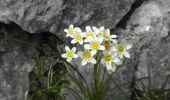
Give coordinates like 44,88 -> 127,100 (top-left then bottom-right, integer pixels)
67,58 -> 72,62
111,65 -> 116,72
114,58 -> 121,63
84,38 -> 90,42
90,58 -> 96,64
81,32 -> 85,37
111,52 -> 118,57
94,29 -> 100,34
119,54 -> 123,59
126,44 -> 132,50
84,44 -> 91,49
98,37 -> 103,44
70,35 -> 74,38
115,60 -> 122,65
91,50 -> 97,55
91,51 -> 96,56
74,54 -> 78,58
99,45 -> 105,50
78,51 -> 83,56
71,39 -> 77,44
92,26 -> 98,31
106,29 -> 110,34
64,29 -> 68,33
86,26 -> 92,31
124,51 -> 130,58
106,63 -> 112,70
65,46 -> 70,52
69,24 -> 74,29
75,27 -> 82,33
61,53 -> 67,58
100,26 -> 104,30
79,40 -> 83,45
72,47 -> 76,52
111,46 -> 117,51
112,39 -> 117,44
66,34 -> 69,37
111,35 -> 117,38
82,59 -> 88,66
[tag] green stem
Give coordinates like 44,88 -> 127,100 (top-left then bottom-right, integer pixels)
93,51 -> 102,100
47,65 -> 53,89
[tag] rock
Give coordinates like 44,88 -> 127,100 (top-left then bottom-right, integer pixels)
125,0 -> 170,90
0,22 -> 63,100
0,0 -> 64,34
0,0 -> 135,35
2,0 -> 170,99
0,23 -> 36,100
100,0 -> 170,99
0,0 -> 137,99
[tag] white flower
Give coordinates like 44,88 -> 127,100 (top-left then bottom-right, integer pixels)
103,29 -> 117,43
101,52 -> 121,72
117,43 -> 132,59
95,26 -> 105,37
84,37 -> 105,55
84,26 -> 96,42
64,24 -> 81,38
71,32 -> 85,45
61,46 -> 78,62
78,50 -> 96,66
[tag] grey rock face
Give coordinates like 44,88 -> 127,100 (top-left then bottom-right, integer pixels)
0,0 -> 64,33
1,0 -> 170,99
0,22 -> 63,100
125,0 -> 170,89
0,0 -> 137,99
0,0 -> 135,35
101,0 -> 170,99
0,26 -> 36,100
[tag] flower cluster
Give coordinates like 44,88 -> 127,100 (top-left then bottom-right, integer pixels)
62,24 -> 132,72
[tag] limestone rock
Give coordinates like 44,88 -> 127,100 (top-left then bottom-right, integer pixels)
125,0 -> 170,89
0,0 -> 135,35
0,24 -> 36,100
0,0 -> 137,99
2,0 -> 170,99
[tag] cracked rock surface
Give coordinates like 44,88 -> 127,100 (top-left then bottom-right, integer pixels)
1,0 -> 170,100
127,0 -> 170,88
0,0 -> 136,99
0,0 -> 135,35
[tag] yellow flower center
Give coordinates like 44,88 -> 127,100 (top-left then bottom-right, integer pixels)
75,34 -> 82,41
104,55 -> 112,62
86,32 -> 95,38
67,51 -> 74,58
118,46 -> 124,53
83,51 -> 91,59
91,42 -> 100,50
68,29 -> 75,35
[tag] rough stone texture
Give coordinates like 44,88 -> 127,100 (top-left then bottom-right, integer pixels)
1,0 -> 170,100
125,0 -> 170,89
0,0 -> 64,33
0,0 -> 135,35
0,24 -> 36,100
0,0 -> 137,99
98,0 -> 170,98
0,22 -> 65,100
